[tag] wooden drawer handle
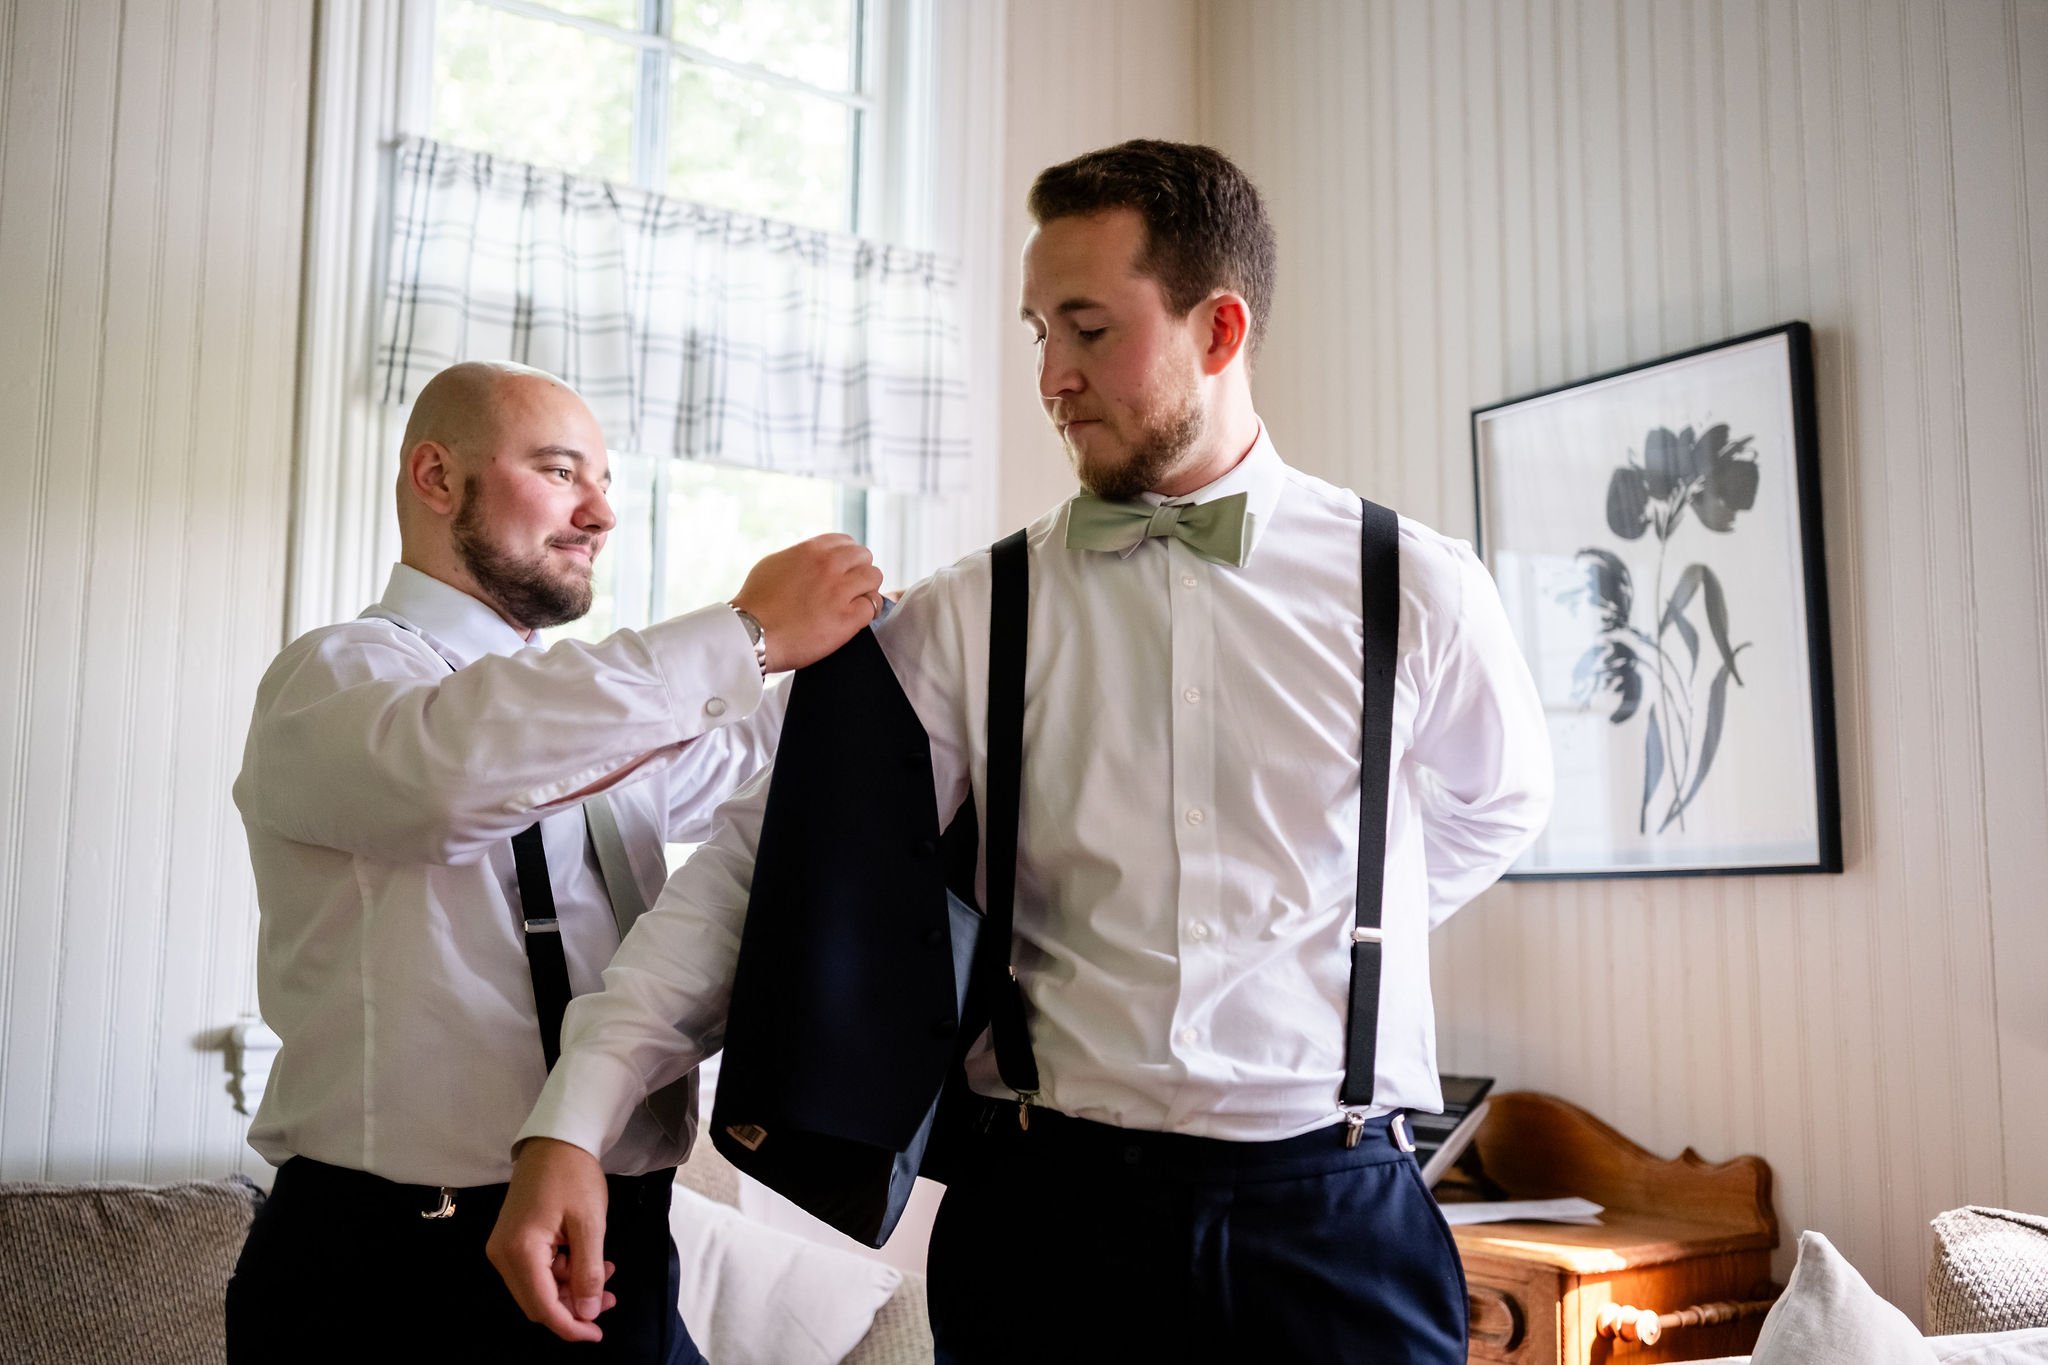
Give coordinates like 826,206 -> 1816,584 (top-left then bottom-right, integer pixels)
1594,1297 -> 1778,1346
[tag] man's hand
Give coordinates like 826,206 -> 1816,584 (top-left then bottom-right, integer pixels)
731,533 -> 885,672
487,1137 -> 614,1343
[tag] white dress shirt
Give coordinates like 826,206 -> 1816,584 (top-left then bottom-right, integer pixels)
235,563 -> 786,1187
521,427 -> 1552,1158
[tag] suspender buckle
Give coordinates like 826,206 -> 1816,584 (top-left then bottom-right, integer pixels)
523,918 -> 561,935
1350,925 -> 1383,944
420,1187 -> 457,1220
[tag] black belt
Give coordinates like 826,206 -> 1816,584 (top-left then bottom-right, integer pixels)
273,1155 -> 674,1222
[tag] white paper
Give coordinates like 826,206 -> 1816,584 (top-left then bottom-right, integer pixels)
1437,1197 -> 1605,1226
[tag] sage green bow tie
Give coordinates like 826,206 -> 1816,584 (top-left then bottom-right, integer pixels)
1064,491 -> 1253,567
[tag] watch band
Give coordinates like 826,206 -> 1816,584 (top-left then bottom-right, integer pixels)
729,603 -> 769,677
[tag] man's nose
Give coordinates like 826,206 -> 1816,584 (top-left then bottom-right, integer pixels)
580,484 -> 617,534
1038,340 -> 1082,401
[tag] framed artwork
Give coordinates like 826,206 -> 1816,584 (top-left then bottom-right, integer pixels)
1472,322 -> 1841,878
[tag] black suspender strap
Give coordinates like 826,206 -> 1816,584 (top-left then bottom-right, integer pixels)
512,823 -> 572,1071
1342,498 -> 1402,1107
979,529 -> 1040,1103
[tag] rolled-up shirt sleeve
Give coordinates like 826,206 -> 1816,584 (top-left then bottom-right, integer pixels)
235,603 -> 766,865
1405,541 -> 1554,925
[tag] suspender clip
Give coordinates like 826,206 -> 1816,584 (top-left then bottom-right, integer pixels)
1390,1112 -> 1415,1153
1344,1111 -> 1367,1148
1016,1091 -> 1039,1131
420,1187 -> 457,1220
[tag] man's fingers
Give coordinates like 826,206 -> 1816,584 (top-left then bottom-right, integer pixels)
565,1209 -> 609,1322
498,1232 -> 602,1343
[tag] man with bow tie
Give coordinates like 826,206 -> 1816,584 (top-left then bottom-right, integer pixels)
492,141 -> 1553,1363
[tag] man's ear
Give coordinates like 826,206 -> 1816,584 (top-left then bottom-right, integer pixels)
1199,292 -> 1251,376
407,440 -> 460,517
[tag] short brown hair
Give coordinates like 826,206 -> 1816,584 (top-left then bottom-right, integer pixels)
1027,139 -> 1277,356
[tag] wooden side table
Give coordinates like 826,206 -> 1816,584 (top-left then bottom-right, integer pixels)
1442,1093 -> 1780,1364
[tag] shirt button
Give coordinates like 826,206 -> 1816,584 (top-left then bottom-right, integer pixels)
1185,807 -> 1205,826
704,697 -> 728,718
1189,921 -> 1212,942
1178,1026 -> 1199,1046
1180,573 -> 1198,589
1182,686 -> 1201,704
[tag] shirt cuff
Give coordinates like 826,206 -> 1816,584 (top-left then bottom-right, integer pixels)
513,1048 -> 650,1163
637,602 -> 766,738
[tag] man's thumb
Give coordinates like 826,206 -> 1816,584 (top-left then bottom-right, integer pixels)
566,1212 -> 606,1320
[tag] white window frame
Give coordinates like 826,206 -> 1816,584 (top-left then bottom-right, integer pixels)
287,0 -> 1001,640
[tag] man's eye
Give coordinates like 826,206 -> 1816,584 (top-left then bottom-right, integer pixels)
1077,328 -> 1106,343
548,468 -> 573,480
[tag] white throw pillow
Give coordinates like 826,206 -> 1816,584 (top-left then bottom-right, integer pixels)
669,1183 -> 904,1365
1932,1329 -> 2048,1363
1750,1230 -> 1938,1365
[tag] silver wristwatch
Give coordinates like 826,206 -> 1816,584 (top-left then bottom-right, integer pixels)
729,603 -> 769,676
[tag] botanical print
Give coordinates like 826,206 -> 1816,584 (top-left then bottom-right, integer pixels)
1472,323 -> 1838,877
1569,423 -> 1759,835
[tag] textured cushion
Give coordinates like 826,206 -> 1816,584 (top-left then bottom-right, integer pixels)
1929,1208 -> 2048,1335
0,1176 -> 263,1365
1749,1229 -> 1937,1364
669,1183 -> 903,1365
844,1272 -> 933,1365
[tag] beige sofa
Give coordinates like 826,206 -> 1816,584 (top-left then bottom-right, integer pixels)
0,1160 -> 928,1365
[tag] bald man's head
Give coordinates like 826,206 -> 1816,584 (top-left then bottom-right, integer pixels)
393,361 -> 616,633
396,361 -> 570,493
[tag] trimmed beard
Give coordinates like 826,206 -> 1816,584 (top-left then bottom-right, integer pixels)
1070,382 -> 1205,501
451,480 -> 594,630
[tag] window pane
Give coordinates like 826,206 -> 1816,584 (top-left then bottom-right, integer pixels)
663,463 -> 841,616
432,0 -> 638,181
526,0 -> 642,29
669,0 -> 856,91
668,64 -> 851,230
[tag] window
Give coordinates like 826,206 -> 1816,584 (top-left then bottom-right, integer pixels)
425,0 -> 877,642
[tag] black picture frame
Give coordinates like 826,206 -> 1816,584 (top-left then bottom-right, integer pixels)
1471,321 -> 1842,879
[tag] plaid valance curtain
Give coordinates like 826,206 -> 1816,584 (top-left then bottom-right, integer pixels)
375,137 -> 970,495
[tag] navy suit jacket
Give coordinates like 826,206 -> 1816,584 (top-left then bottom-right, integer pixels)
709,626 -> 981,1245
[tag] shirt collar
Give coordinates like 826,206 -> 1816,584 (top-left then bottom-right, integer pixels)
371,563 -> 536,669
1120,419 -> 1285,561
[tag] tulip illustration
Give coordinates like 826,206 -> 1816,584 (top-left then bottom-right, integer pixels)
1570,424 -> 1757,834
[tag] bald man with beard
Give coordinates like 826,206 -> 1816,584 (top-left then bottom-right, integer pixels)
224,362 -> 882,1362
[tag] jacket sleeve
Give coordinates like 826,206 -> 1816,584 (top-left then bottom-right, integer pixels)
234,604 -> 766,865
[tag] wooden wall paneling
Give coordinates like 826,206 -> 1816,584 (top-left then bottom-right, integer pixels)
0,0 -> 308,1183
1946,0 -> 2048,1217
1999,0 -> 2048,1221
1,0 -> 120,1182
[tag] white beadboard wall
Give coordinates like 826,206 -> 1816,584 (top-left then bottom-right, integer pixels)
1196,0 -> 2048,1316
0,0 -> 311,1182
996,0 -> 1205,530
